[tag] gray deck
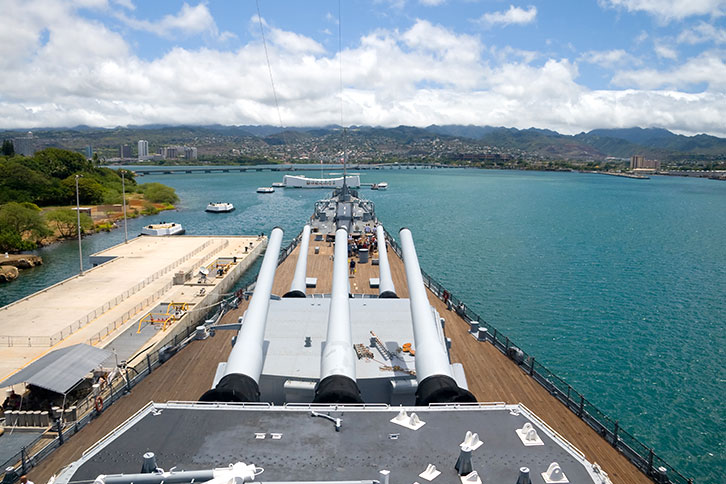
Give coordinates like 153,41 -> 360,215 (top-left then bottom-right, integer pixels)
69,403 -> 599,484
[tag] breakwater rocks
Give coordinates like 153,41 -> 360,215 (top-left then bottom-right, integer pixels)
0,254 -> 43,283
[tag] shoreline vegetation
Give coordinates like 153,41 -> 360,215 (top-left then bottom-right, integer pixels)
0,148 -> 179,278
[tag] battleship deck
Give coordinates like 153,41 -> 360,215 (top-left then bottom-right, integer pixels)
28,233 -> 650,484
0,235 -> 264,384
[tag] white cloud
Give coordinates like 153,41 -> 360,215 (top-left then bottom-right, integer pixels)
478,5 -> 537,27
613,51 -> 726,89
2,6 -> 726,136
601,0 -> 726,21
419,0 -> 447,5
116,2 -> 234,41
580,49 -> 641,68
111,0 -> 135,10
678,21 -> 726,43
654,41 -> 678,59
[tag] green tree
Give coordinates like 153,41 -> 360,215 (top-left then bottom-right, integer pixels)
61,176 -> 105,204
0,202 -> 51,251
1,140 -> 14,156
139,183 -> 179,204
45,208 -> 93,238
0,160 -> 53,204
29,148 -> 92,179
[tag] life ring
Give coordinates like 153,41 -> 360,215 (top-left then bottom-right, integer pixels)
94,396 -> 104,412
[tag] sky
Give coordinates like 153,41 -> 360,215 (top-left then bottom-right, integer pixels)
2,0 -> 726,136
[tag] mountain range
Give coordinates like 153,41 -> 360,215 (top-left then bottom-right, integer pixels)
3,125 -> 726,163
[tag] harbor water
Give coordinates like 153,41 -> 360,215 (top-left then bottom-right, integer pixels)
1,168 -> 724,483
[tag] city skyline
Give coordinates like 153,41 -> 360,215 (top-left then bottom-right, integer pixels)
2,1 -> 726,136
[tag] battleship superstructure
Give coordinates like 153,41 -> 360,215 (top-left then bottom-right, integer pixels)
52,181 -> 614,484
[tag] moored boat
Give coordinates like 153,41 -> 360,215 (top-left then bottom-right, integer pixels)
256,187 -> 275,193
205,202 -> 235,213
140,222 -> 185,236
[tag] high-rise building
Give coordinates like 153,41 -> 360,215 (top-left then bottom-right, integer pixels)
120,144 -> 132,159
184,147 -> 198,160
14,131 -> 35,157
160,147 -> 178,159
630,155 -> 660,171
630,155 -> 644,169
85,145 -> 93,159
138,140 -> 149,160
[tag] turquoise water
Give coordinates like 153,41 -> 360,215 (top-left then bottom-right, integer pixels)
1,169 -> 724,483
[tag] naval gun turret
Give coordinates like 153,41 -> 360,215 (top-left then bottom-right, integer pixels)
313,227 -> 364,403
283,224 -> 310,298
399,228 -> 476,405
199,227 -> 284,402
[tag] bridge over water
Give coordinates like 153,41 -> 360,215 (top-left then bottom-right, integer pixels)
130,163 -> 458,175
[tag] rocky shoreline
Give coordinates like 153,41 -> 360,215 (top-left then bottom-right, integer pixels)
0,254 -> 43,283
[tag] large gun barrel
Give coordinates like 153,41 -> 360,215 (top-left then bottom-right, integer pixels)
313,228 -> 363,403
284,224 -> 311,298
399,228 -> 475,406
200,227 -> 284,402
376,225 -> 397,298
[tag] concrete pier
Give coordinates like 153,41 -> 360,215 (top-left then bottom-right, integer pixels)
0,235 -> 265,384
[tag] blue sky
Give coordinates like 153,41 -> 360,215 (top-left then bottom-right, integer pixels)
2,0 -> 726,135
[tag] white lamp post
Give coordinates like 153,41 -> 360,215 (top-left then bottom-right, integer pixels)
121,171 -> 128,243
75,174 -> 84,276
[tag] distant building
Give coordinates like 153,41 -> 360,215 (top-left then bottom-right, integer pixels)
160,147 -> 178,159
120,144 -> 132,159
14,131 -> 35,157
184,147 -> 198,160
85,145 -> 93,159
630,155 -> 660,171
138,140 -> 149,160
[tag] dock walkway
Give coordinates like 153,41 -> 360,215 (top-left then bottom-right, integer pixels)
0,236 -> 263,384
28,232 -> 650,484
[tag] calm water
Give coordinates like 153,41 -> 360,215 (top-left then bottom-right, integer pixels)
2,169 -> 724,483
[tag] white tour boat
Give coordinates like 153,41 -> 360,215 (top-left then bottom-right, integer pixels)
205,202 -> 235,213
140,222 -> 185,236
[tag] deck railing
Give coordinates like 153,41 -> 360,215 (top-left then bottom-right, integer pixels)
382,229 -> 692,484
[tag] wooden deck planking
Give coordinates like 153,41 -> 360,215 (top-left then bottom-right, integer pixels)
29,234 -> 649,484
28,301 -> 246,484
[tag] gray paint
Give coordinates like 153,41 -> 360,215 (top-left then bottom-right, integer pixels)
0,343 -> 112,394
68,405 -> 599,484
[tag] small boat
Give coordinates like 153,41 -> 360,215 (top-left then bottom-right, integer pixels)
371,182 -> 388,190
257,187 -> 275,193
271,182 -> 285,188
140,222 -> 185,236
205,202 -> 235,213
